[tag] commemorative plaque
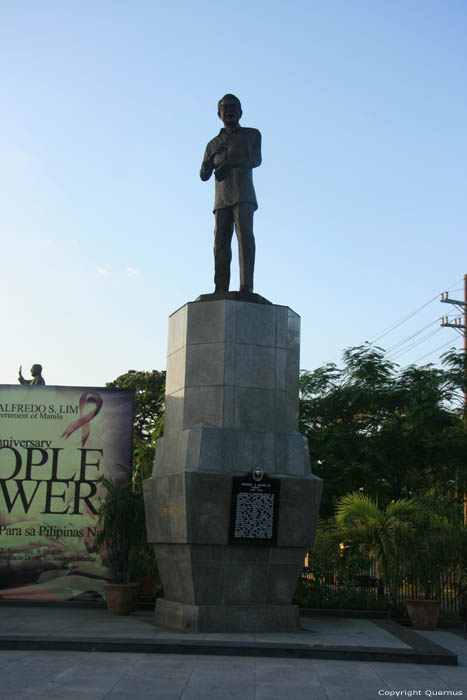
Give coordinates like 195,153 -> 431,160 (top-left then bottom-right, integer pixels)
229,468 -> 280,545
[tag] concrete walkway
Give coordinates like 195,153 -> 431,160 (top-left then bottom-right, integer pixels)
0,604 -> 466,699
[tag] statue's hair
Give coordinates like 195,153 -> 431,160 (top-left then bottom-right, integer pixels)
32,364 -> 43,373
218,94 -> 242,112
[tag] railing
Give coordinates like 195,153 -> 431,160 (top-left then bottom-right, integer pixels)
301,562 -> 462,616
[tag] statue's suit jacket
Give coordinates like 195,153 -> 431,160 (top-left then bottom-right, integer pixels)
200,126 -> 262,212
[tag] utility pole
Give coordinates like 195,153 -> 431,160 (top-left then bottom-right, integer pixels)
440,273 -> 467,362
440,274 -> 467,522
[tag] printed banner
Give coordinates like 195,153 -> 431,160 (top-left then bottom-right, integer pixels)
0,385 -> 134,601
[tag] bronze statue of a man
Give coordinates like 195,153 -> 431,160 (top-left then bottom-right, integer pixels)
200,94 -> 261,294
18,364 -> 46,386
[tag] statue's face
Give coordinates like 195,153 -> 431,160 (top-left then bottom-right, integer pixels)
218,100 -> 242,127
31,365 -> 41,376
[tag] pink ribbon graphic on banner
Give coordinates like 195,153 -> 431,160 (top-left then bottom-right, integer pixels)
61,392 -> 103,446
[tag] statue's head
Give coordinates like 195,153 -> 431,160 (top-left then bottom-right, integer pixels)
30,364 -> 43,377
218,94 -> 242,127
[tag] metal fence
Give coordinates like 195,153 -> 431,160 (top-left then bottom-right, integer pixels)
302,560 -> 462,616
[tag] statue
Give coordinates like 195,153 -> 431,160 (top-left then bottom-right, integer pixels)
200,94 -> 261,294
18,364 -> 46,386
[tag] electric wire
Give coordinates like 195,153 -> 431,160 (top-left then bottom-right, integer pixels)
385,317 -> 442,353
413,337 -> 462,364
387,311 -> 460,359
389,327 -> 443,360
324,279 -> 463,370
369,295 -> 439,344
368,278 -> 463,345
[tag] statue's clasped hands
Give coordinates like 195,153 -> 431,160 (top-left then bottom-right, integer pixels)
213,144 -> 228,169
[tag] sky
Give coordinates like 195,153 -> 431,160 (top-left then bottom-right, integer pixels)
1,0 -> 466,387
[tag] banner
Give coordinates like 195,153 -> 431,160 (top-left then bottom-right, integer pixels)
0,385 -> 134,601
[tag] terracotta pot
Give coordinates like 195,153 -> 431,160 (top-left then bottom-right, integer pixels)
104,582 -> 140,616
405,598 -> 441,630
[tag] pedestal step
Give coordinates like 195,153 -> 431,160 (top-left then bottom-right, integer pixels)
155,599 -> 299,632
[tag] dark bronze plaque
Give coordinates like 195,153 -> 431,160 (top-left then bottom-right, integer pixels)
229,470 -> 280,545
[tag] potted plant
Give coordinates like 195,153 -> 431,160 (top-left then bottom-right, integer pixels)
127,462 -> 160,598
403,496 -> 463,630
94,470 -> 143,615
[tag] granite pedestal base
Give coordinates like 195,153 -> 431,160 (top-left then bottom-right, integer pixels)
155,599 -> 299,633
144,298 -> 323,632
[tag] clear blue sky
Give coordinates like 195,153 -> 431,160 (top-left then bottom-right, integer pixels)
1,0 -> 466,386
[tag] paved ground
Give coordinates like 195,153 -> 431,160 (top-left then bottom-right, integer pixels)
0,605 -> 466,699
0,606 -> 409,647
1,647 -> 467,700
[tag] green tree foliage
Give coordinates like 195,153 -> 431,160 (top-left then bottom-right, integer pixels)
441,348 -> 467,416
103,371 -> 166,585
300,345 -> 467,517
107,369 -> 166,477
404,492 -> 467,601
334,492 -> 416,599
300,491 -> 467,615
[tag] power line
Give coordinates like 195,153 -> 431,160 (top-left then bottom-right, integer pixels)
386,311 -> 459,358
369,295 -> 439,344
390,327 -> 443,360
385,317 -> 442,353
413,337 -> 462,364
447,281 -> 463,291
369,278 -> 463,345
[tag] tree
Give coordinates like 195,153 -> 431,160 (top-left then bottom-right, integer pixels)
300,345 -> 467,517
441,348 -> 467,417
334,492 -> 416,599
104,370 -> 166,589
106,369 -> 166,477
403,492 -> 466,601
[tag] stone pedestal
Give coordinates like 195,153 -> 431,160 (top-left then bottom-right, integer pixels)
143,299 -> 322,632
